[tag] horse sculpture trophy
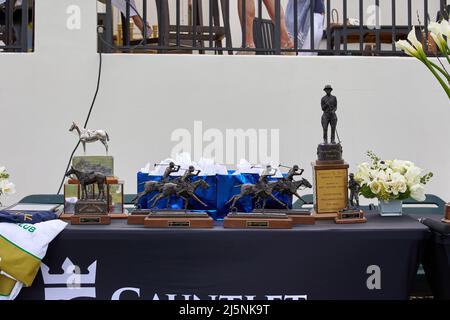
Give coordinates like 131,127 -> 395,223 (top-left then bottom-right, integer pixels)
69,121 -> 110,154
64,166 -> 111,225
129,164 -> 214,228
224,165 -> 300,229
63,122 -> 125,225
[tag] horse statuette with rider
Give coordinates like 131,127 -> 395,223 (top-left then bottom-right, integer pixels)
69,121 -> 110,154
226,164 -> 312,213
133,163 -> 210,212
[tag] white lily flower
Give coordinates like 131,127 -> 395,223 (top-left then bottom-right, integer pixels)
407,27 -> 424,51
396,40 -> 419,58
429,22 -> 442,37
440,20 -> 450,38
429,22 -> 447,53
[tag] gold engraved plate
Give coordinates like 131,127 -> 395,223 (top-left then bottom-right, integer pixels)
79,217 -> 101,224
315,169 -> 348,213
168,221 -> 190,227
246,221 -> 269,228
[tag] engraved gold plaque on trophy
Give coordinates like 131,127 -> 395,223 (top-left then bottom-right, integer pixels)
312,161 -> 349,219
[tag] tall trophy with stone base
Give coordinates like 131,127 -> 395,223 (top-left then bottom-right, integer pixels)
62,122 -> 125,225
311,85 -> 349,220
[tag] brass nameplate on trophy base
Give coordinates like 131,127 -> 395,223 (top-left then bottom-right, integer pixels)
168,221 -> 190,227
335,209 -> 367,224
224,215 -> 293,229
247,221 -> 269,228
144,216 -> 213,228
70,214 -> 111,225
341,212 -> 360,219
312,162 -> 349,216
80,217 -> 101,224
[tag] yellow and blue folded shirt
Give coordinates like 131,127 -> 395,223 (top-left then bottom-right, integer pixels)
0,220 -> 67,300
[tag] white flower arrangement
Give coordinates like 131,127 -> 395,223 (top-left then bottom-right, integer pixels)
396,21 -> 450,99
0,166 -> 16,206
355,151 -> 433,202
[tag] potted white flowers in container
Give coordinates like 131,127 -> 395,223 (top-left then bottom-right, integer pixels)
355,151 -> 433,216
0,166 -> 16,207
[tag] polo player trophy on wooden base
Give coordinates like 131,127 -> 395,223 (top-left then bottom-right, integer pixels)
223,165 -> 294,229
334,173 -> 367,224
128,161 -> 181,224
254,164 -> 316,225
311,85 -> 349,220
130,164 -> 213,228
62,122 -> 126,225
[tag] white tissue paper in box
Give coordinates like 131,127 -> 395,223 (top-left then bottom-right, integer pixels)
233,159 -> 283,178
141,152 -> 228,176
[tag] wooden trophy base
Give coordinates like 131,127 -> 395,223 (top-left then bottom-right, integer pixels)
127,209 -> 151,225
334,209 -> 367,224
61,212 -> 127,222
144,210 -> 213,228
253,209 -> 315,225
70,214 -> 111,225
224,212 -> 293,229
310,209 -> 338,220
442,203 -> 450,224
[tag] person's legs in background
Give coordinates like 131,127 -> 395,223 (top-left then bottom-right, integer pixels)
112,0 -> 152,37
132,15 -> 152,36
238,0 -> 256,49
261,0 -> 293,49
299,12 -> 324,56
238,0 -> 293,50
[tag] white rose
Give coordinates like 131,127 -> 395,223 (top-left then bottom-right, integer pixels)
369,180 -> 382,194
405,166 -> 422,186
410,184 -> 426,202
392,160 -> 407,174
0,180 -> 15,196
356,163 -> 371,185
389,180 -> 407,195
373,170 -> 388,183
391,172 -> 406,183
0,166 -> 5,174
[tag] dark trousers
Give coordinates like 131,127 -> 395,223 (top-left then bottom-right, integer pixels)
321,113 -> 337,143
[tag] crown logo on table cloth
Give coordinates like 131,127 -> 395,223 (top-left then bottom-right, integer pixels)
40,257 -> 97,300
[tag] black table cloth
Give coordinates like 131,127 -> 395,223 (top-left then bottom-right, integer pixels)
17,212 -> 429,300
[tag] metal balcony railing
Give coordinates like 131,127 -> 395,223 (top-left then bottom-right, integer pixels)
0,0 -> 33,52
98,0 -> 449,56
